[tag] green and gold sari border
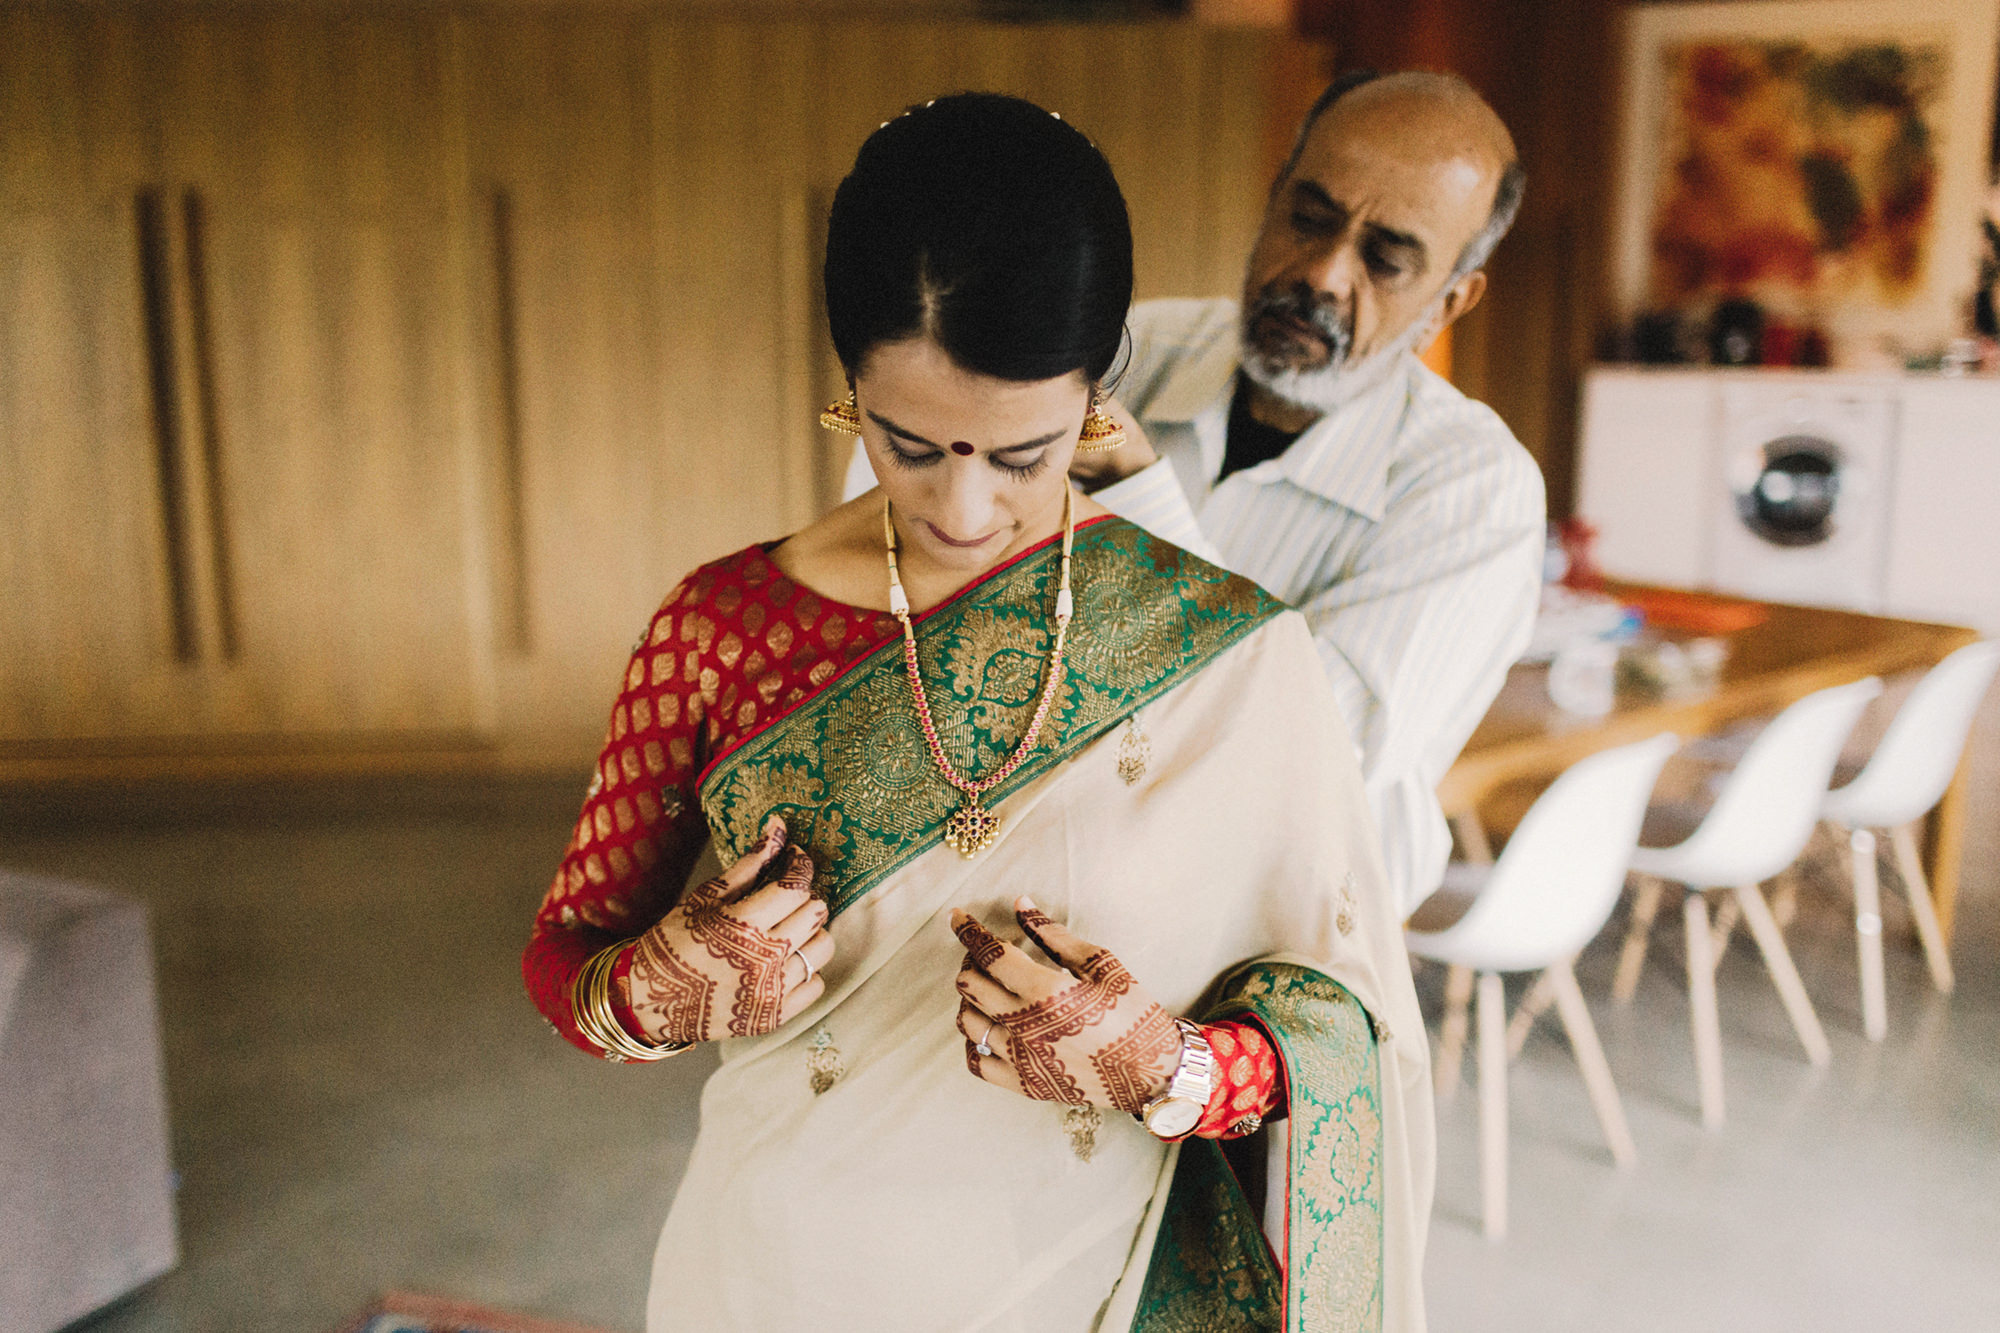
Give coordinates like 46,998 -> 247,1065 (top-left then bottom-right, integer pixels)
695,513 -> 1122,791
696,518 -> 1285,919
1132,961 -> 1385,1333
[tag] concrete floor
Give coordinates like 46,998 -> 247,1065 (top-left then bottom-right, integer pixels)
5,775 -> 1996,1333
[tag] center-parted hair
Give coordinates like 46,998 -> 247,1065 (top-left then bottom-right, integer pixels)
824,92 -> 1133,385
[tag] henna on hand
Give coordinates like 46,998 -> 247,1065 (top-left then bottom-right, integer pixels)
953,903 -> 1182,1114
630,914 -> 718,1044
682,866 -> 794,1037
628,822 -> 811,1043
1089,1003 -> 1182,1114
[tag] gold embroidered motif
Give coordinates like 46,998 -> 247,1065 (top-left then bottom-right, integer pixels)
806,1025 -> 844,1095
1117,714 -> 1151,786
1061,1104 -> 1102,1162
1335,872 -> 1358,937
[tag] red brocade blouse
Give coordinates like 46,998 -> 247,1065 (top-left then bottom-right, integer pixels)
524,541 -> 1283,1138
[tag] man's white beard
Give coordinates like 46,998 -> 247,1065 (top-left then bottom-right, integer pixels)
1239,297 -> 1444,417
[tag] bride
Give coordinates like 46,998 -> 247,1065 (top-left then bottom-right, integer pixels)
524,92 -> 1432,1332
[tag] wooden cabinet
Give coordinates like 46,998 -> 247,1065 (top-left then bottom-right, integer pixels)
1,9 -> 1282,778
0,12 -> 198,744
2,10 -> 494,756
151,13 -> 493,740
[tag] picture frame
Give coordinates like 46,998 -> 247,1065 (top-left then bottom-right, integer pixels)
1608,0 -> 2000,362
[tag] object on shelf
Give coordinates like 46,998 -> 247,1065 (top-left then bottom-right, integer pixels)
1619,587 -> 1769,636
1548,639 -> 1620,716
1617,635 -> 1730,701
1709,298 -> 1765,366
1522,585 -> 1640,665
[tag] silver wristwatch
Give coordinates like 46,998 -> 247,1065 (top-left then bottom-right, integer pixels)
1137,1019 -> 1214,1141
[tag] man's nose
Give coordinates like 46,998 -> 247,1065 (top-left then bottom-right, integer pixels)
1293,239 -> 1361,301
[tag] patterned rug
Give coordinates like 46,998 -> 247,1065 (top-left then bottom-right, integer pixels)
332,1292 -> 626,1333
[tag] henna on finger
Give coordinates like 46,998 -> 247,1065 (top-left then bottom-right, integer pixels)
1015,904 -> 1059,960
952,916 -> 1007,973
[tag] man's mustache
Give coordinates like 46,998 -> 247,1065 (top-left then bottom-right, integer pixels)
1247,284 -> 1353,364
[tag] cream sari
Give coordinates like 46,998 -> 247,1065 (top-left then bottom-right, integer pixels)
647,518 -> 1432,1331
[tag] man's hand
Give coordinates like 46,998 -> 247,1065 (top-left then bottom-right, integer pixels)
950,897 -> 1183,1114
1067,396 -> 1159,493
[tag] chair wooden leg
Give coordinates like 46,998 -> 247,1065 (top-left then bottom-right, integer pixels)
1477,971 -> 1508,1240
1435,965 -> 1474,1099
1734,882 -> 1832,1067
1613,874 -> 1664,1002
1547,959 -> 1636,1168
1849,829 -> 1887,1041
1684,890 -> 1726,1129
1506,970 -> 1553,1058
1451,809 -> 1496,866
1708,891 -> 1743,970
1890,822 -> 1957,995
1771,867 -> 1801,931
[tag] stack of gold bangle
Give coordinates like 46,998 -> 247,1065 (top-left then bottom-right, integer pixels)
571,939 -> 692,1063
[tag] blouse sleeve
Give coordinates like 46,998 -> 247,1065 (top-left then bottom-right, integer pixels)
523,588 -> 714,1058
1192,1017 -> 1287,1140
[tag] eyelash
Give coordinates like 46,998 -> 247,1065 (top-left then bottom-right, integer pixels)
884,441 -> 1049,479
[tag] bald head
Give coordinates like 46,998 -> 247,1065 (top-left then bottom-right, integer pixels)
1281,71 -> 1522,279
1238,70 -> 1524,419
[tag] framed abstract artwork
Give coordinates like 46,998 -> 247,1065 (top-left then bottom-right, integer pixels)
1609,0 -> 2000,360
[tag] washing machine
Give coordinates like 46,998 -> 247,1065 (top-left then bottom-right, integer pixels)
1708,377 -> 1897,613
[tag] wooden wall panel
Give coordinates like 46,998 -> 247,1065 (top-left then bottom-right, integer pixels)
454,15 -> 673,745
152,12 -> 492,737
0,11 -> 204,744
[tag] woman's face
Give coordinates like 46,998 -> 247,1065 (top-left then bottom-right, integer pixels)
854,336 -> 1088,575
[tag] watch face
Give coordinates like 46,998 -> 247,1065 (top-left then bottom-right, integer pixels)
1147,1098 -> 1202,1139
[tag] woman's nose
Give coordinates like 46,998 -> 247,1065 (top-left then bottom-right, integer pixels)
935,464 -> 998,539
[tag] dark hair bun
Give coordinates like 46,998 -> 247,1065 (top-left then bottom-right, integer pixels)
824,92 -> 1133,385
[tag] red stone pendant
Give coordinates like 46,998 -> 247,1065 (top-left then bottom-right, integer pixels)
943,798 -> 1001,857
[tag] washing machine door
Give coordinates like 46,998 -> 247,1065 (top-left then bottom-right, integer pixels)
1708,379 -> 1895,613
1733,434 -> 1844,548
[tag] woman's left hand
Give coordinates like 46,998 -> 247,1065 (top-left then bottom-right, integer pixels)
950,897 -> 1184,1114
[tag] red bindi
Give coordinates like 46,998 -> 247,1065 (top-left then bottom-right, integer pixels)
950,441 -> 975,456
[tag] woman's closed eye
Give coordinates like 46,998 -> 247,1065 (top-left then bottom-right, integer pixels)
989,447 -> 1050,479
885,438 -> 945,468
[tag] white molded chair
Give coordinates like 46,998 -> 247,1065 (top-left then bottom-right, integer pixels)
1615,677 -> 1881,1129
1408,733 -> 1678,1240
1822,640 -> 1999,1038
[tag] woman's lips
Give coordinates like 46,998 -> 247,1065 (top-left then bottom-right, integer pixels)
924,520 -> 1001,549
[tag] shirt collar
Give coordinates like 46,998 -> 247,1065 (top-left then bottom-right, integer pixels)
1163,349 -> 1414,524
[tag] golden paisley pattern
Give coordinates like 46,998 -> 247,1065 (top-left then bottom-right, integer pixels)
1133,963 -> 1385,1333
698,520 -> 1282,916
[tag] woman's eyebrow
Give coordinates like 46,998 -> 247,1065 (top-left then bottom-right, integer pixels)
867,410 -> 1066,453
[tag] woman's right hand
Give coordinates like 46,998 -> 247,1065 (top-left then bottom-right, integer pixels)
626,816 -> 833,1044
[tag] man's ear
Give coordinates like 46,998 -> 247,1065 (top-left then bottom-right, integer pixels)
1435,269 -> 1487,335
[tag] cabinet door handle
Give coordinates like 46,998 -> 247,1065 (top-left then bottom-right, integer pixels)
490,185 -> 532,653
135,187 -> 200,663
180,187 -> 238,661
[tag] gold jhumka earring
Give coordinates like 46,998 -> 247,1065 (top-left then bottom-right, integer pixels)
819,390 -> 863,435
1075,388 -> 1126,454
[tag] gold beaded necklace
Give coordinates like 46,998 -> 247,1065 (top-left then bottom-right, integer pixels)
885,489 -> 1074,857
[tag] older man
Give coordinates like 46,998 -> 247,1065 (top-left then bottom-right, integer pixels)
1080,71 -> 1544,913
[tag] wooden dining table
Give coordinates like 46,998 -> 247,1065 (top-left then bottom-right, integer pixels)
1438,584 -> 1980,942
